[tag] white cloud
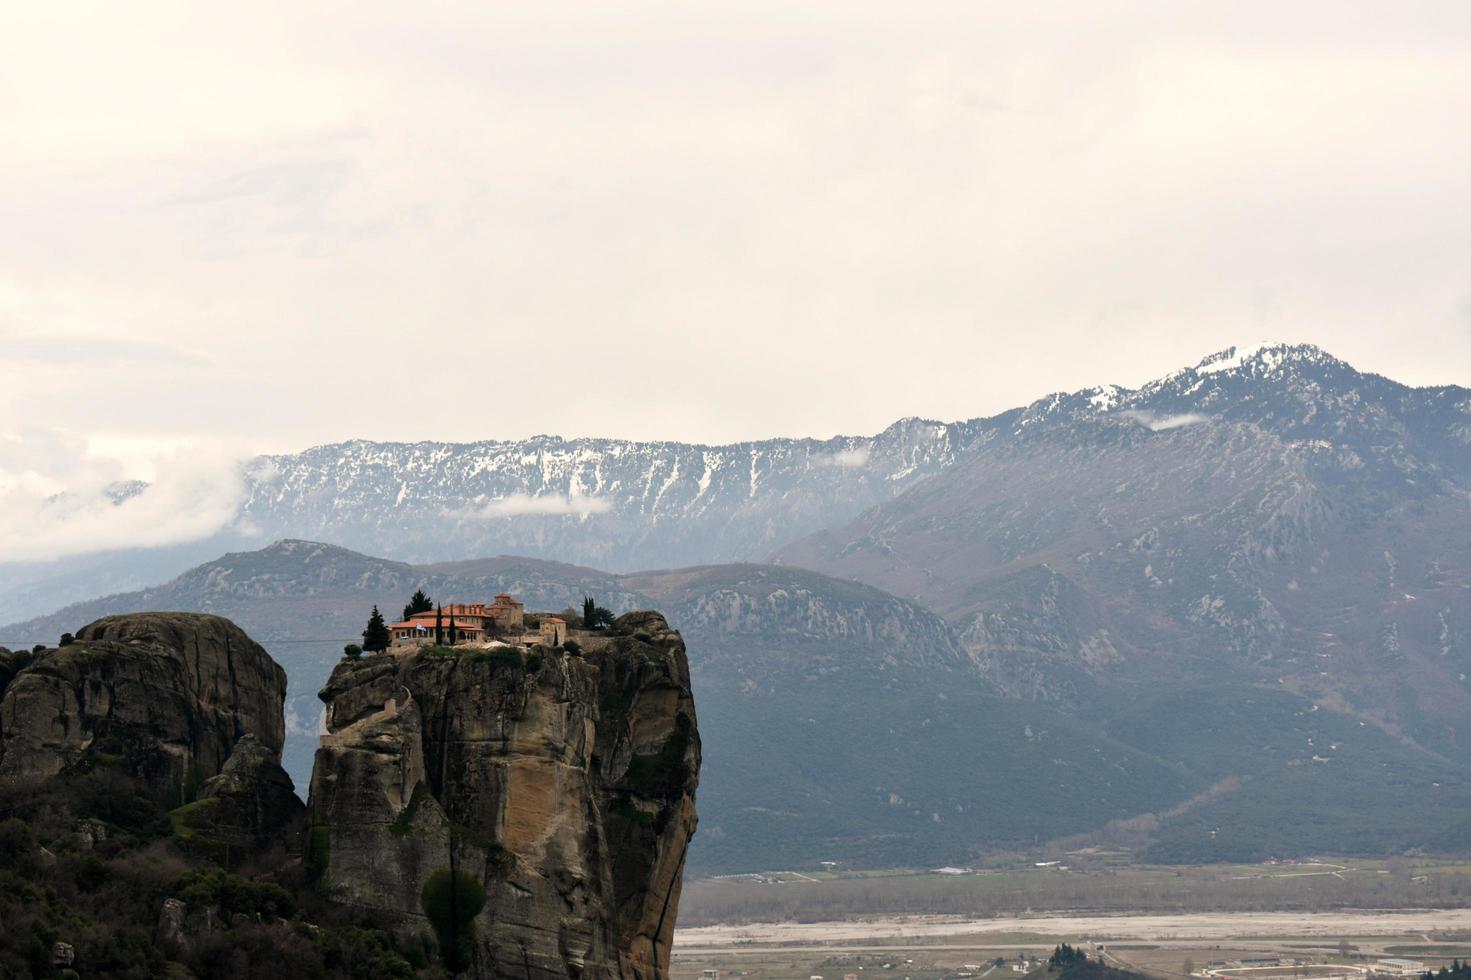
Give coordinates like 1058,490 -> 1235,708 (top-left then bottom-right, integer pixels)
1122,410 -> 1209,432
0,429 -> 246,562
469,493 -> 613,518
0,3 -> 1468,453
818,447 -> 872,468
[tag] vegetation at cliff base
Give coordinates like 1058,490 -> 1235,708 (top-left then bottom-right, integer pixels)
0,773 -> 437,979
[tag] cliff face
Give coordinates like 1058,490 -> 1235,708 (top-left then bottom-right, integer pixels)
308,611 -> 700,980
0,613 -> 289,803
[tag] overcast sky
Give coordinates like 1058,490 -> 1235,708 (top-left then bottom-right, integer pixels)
4,1 -> 1471,482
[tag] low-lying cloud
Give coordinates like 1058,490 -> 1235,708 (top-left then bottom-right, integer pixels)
470,493 -> 613,518
817,446 -> 873,469
1122,410 -> 1209,432
0,429 -> 245,563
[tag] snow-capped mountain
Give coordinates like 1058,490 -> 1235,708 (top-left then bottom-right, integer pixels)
1027,342 -> 1471,488
777,342 -> 1471,761
3,342 -> 1466,629
233,417 -> 977,572
238,343 -> 1468,570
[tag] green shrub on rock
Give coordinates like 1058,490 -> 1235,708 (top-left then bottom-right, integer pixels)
421,867 -> 485,974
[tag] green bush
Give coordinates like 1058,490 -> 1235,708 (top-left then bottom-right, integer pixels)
173,867 -> 297,920
464,646 -> 522,671
304,826 -> 331,884
0,818 -> 37,869
421,867 -> 486,973
317,925 -> 415,979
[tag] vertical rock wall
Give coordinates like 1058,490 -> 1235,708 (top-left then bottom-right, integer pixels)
307,612 -> 700,980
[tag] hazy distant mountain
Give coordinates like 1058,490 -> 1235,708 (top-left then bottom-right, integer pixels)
3,541 -> 1205,871
10,535 -> 1470,870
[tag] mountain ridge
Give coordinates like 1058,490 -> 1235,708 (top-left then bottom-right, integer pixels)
8,531 -> 1471,870
4,341 -> 1465,626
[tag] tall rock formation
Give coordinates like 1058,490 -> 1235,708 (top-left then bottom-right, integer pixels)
0,613 -> 289,804
307,611 -> 700,980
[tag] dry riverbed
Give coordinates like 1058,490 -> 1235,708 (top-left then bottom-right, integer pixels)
675,908 -> 1471,948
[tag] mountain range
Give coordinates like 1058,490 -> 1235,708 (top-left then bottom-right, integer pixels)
5,342 -> 1470,871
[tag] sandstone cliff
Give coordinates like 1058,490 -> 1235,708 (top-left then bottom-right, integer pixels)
308,611 -> 700,980
0,613 -> 289,806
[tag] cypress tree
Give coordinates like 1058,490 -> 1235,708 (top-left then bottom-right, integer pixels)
583,595 -> 595,626
363,605 -> 391,654
434,604 -> 444,646
447,613 -> 458,646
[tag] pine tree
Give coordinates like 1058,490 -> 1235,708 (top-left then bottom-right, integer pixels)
363,605 -> 391,654
434,604 -> 444,646
403,588 -> 434,622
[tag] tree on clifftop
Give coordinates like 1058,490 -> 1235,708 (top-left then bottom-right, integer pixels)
363,606 -> 390,654
434,604 -> 444,646
583,596 -> 615,629
402,589 -> 433,621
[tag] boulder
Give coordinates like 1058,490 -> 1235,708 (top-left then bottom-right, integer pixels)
0,613 -> 289,808
171,733 -> 305,858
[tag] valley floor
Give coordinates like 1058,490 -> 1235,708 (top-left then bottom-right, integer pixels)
671,861 -> 1471,980
672,909 -> 1471,980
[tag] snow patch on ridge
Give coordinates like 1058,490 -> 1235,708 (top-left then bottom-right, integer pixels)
1088,385 -> 1124,411
1195,341 -> 1296,375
